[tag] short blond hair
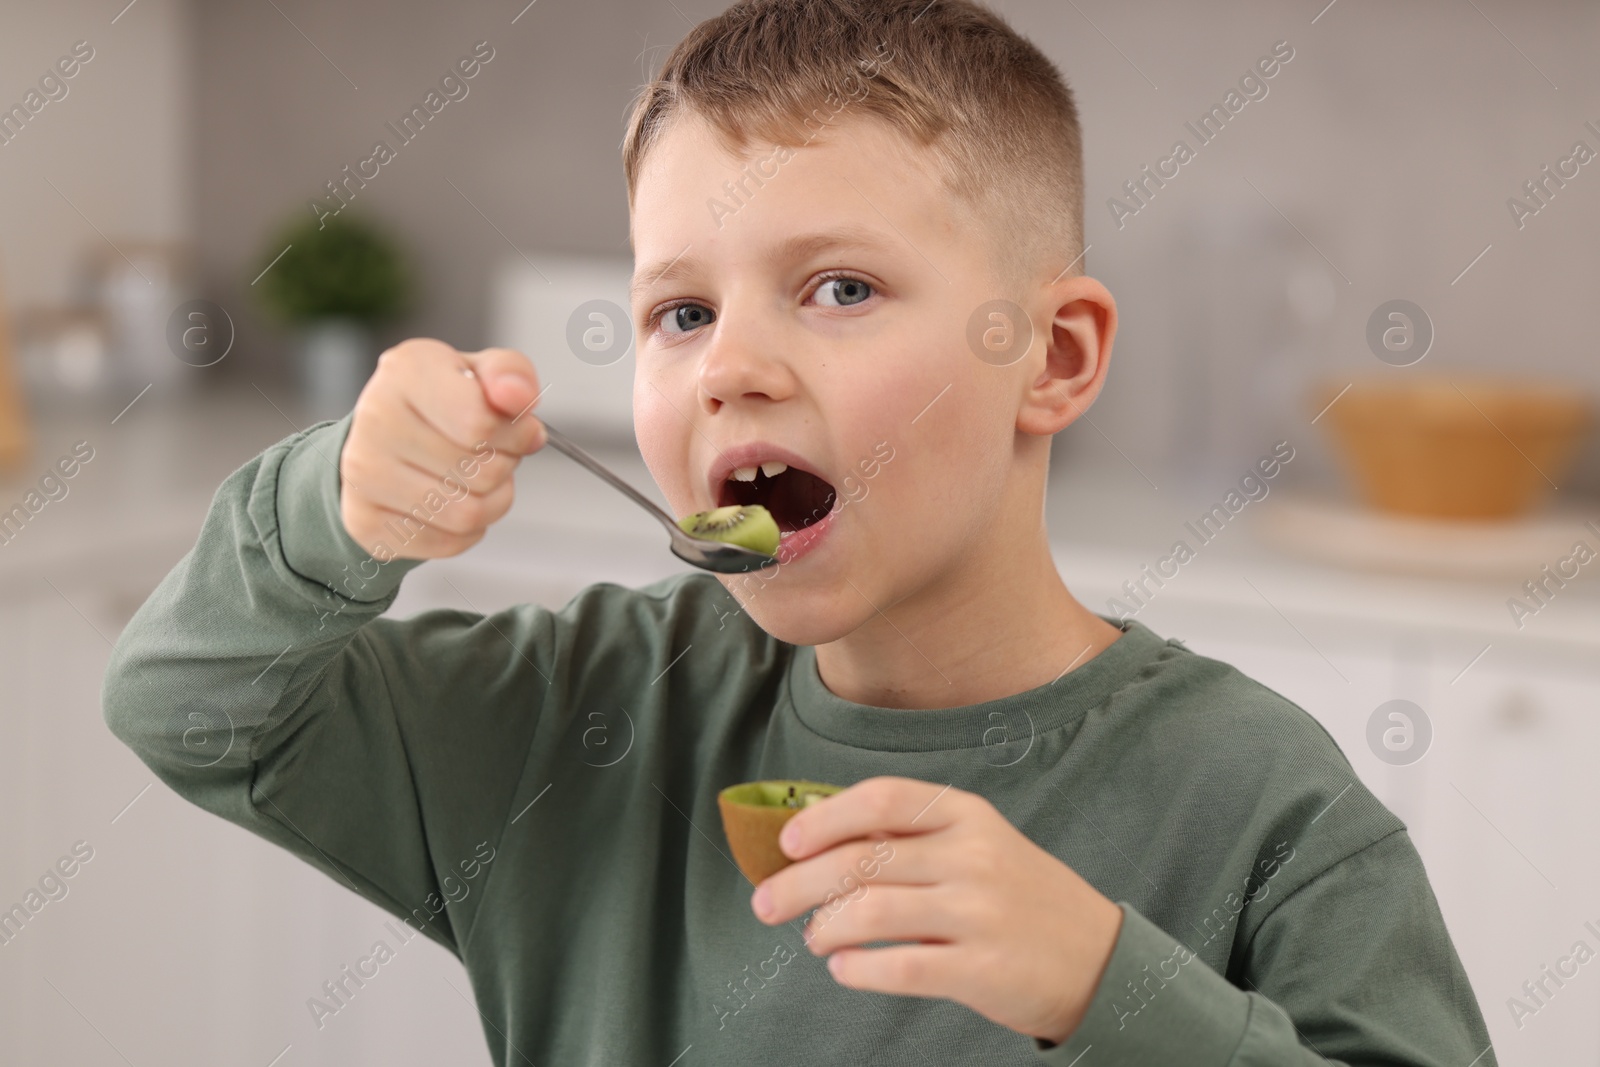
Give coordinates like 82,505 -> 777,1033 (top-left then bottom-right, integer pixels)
621,0 -> 1085,287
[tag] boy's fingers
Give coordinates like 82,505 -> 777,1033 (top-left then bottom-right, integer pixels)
463,346 -> 548,436
800,885 -> 960,956
825,943 -> 967,1002
781,778 -> 965,861
796,885 -> 935,951
352,386 -> 512,487
394,345 -> 537,455
756,835 -> 925,926
389,344 -> 505,451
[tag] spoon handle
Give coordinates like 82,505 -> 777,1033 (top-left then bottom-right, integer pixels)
538,423 -> 680,535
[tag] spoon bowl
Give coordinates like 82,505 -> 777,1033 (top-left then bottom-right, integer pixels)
538,422 -> 779,574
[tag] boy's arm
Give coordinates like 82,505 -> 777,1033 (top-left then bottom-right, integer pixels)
1038,828 -> 1495,1066
102,406 -> 548,956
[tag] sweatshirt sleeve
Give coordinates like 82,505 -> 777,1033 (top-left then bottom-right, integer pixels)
101,415 -> 554,957
1033,829 -> 1496,1066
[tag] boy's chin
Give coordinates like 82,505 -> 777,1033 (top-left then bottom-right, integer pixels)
740,605 -> 851,647
732,593 -> 865,648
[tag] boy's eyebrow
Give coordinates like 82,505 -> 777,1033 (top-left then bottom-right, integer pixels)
630,228 -> 897,299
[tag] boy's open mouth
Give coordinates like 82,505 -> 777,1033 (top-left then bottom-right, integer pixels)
715,459 -> 837,540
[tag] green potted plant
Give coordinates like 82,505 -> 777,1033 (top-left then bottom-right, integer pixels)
253,213 -> 409,417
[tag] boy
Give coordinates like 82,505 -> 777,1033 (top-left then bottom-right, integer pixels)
104,1 -> 1495,1063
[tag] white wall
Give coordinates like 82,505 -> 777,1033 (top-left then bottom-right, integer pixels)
170,0 -> 1600,491
996,0 -> 1600,490
0,0 -> 193,308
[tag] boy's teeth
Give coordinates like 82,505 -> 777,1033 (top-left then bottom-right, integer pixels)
760,461 -> 788,477
731,466 -> 758,482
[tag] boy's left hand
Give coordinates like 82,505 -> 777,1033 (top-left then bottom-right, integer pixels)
749,776 -> 1124,1046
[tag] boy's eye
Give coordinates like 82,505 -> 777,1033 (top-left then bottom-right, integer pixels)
661,304 -> 715,334
652,276 -> 873,335
814,277 -> 873,307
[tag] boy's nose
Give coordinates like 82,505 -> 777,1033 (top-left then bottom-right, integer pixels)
696,314 -> 798,413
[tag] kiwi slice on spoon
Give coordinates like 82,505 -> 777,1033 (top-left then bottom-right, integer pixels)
718,779 -> 844,885
678,504 -> 780,558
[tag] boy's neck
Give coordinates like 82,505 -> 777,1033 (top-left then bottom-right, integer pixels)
813,519 -> 1122,711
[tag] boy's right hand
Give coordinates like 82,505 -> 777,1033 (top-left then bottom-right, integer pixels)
338,338 -> 548,560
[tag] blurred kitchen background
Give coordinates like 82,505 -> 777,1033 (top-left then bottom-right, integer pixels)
1,0 -> 1597,1064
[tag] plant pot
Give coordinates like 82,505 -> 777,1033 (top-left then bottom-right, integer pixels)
298,317 -> 373,420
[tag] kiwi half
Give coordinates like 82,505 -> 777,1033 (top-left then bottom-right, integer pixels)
677,504 -> 780,557
717,779 -> 844,885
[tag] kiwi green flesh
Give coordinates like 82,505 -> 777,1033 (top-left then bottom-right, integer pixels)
677,504 -> 780,557
720,779 -> 843,809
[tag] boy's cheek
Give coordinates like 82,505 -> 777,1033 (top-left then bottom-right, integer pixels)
632,401 -> 695,506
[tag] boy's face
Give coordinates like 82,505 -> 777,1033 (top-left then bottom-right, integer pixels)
629,113 -> 1045,646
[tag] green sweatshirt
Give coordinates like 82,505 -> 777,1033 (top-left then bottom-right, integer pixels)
102,416 -> 1495,1066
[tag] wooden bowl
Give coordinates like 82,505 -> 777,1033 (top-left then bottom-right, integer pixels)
1316,377 -> 1591,520
717,780 -> 843,885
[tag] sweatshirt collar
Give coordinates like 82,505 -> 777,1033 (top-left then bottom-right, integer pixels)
782,619 -> 1171,752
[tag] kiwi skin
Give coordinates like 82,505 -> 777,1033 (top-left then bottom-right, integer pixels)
677,504 -> 780,557
718,779 -> 844,885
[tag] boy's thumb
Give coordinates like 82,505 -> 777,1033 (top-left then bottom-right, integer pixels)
468,347 -> 541,418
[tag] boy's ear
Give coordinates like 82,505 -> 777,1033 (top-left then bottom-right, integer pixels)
1016,275 -> 1117,437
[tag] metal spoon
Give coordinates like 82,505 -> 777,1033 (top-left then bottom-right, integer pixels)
537,422 -> 778,574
